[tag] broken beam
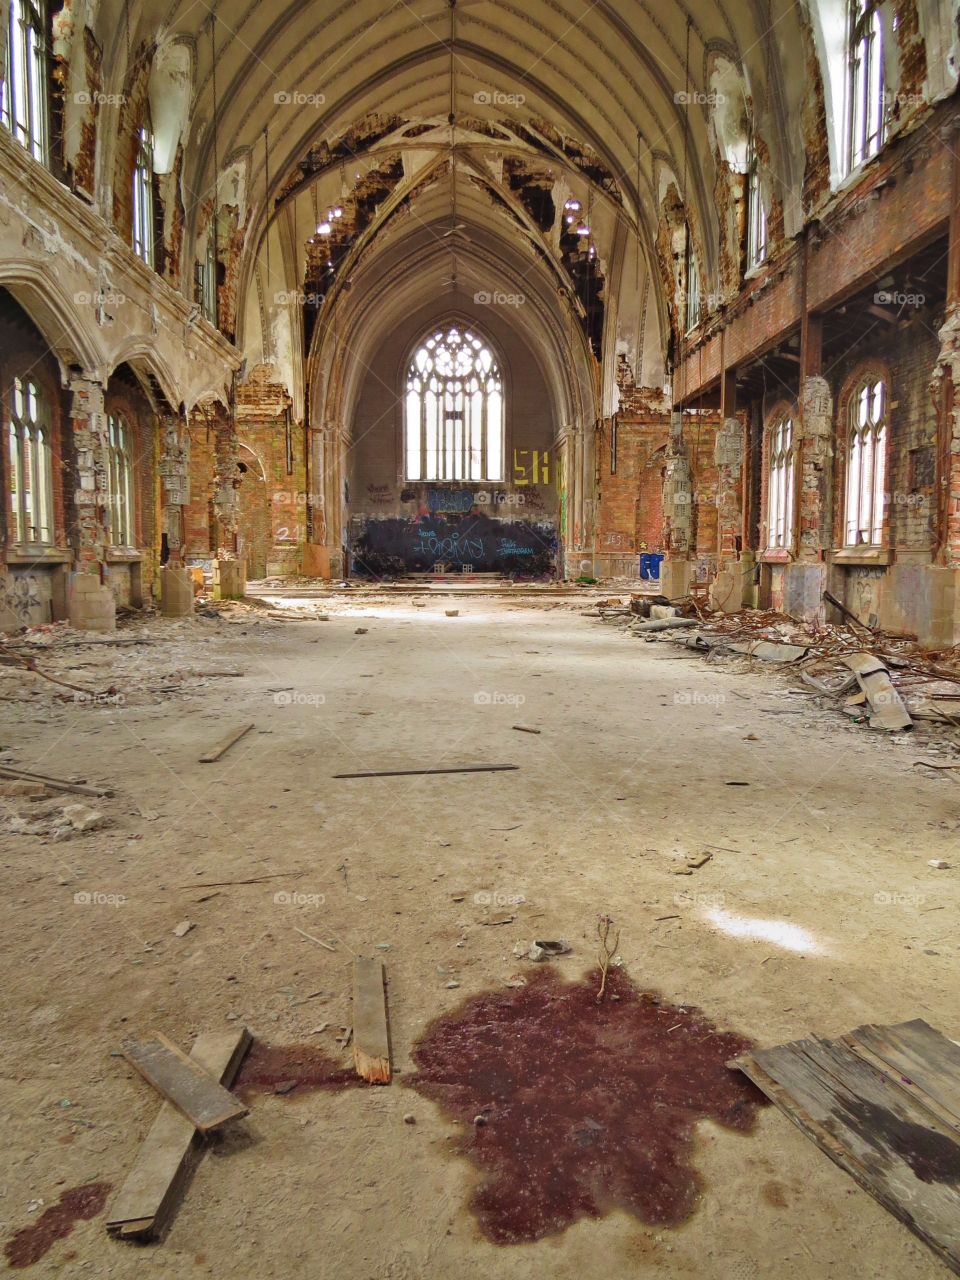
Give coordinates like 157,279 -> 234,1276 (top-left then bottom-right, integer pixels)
333,765 -> 518,779
353,958 -> 391,1084
199,723 -> 254,764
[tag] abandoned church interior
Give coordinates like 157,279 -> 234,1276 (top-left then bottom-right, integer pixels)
4,0 -> 960,1275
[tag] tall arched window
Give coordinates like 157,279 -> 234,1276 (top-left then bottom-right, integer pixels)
133,124 -> 156,267
844,374 -> 887,546
845,0 -> 884,174
8,376 -> 54,544
746,138 -> 767,270
106,413 -> 135,546
1,0 -> 49,164
405,325 -> 503,481
766,410 -> 796,550
684,233 -> 700,333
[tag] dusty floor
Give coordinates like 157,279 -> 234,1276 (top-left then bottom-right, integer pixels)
1,590 -> 958,1279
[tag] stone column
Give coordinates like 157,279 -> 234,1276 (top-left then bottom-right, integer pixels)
660,411 -> 693,599
67,377 -> 116,632
158,416 -> 194,616
211,408 -> 246,599
784,372 -> 833,622
709,414 -> 746,612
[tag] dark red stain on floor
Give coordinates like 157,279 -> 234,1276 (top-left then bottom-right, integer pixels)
234,1040 -> 364,1098
4,1183 -> 111,1268
406,968 -> 766,1244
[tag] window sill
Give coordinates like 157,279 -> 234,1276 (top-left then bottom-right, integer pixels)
104,549 -> 142,563
759,549 -> 793,565
829,546 -> 892,566
4,546 -> 71,564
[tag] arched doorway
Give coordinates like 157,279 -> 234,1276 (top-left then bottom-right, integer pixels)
236,445 -> 270,580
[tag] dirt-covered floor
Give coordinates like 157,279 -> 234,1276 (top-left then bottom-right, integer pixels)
1,590 -> 957,1279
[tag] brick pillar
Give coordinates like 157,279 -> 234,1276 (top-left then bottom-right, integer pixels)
211,407 -> 246,598
710,415 -> 747,612
67,377 -> 116,631
661,411 -> 693,599
158,416 -> 193,616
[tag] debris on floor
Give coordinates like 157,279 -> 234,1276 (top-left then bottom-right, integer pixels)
121,1032 -> 249,1132
732,1018 -> 960,1274
108,1029 -> 251,1241
352,957 -> 392,1084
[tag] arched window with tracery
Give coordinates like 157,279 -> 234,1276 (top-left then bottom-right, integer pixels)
7,375 -> 53,545
404,325 -> 504,482
766,409 -> 796,551
106,413 -> 135,546
844,373 -> 887,546
845,0 -> 884,174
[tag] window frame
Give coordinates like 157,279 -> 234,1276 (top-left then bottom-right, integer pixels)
403,325 -> 505,483
845,0 -> 885,176
746,139 -> 767,272
1,0 -> 49,165
842,371 -> 888,549
106,411 -> 136,548
764,408 -> 797,553
684,232 -> 700,334
132,125 -> 156,268
7,374 -> 55,547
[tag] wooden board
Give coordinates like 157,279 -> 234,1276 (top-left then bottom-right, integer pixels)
733,1032 -> 960,1275
122,1032 -> 249,1132
845,1020 -> 960,1132
353,958 -> 391,1084
108,1028 -> 251,1240
198,723 -> 254,763
333,764 -> 518,779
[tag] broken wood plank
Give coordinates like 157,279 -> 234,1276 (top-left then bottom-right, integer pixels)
845,1020 -> 960,1132
353,958 -> 391,1084
198,723 -> 254,764
512,724 -> 541,734
333,764 -> 518,779
733,1033 -> 960,1275
122,1033 -> 249,1132
0,765 -> 112,797
108,1028 -> 251,1240
294,926 -> 337,953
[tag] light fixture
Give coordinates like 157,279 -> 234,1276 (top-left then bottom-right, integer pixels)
564,198 -> 581,211
330,206 -> 343,219
576,221 -> 590,236
316,221 -> 332,236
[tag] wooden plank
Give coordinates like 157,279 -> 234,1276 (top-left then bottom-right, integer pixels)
122,1032 -> 249,1132
333,764 -> 518,779
353,958 -> 391,1084
108,1028 -> 251,1240
846,1020 -> 960,1132
733,1036 -> 960,1275
198,723 -> 254,764
0,765 -> 112,797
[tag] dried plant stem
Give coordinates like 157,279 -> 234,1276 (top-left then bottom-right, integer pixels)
596,915 -> 620,1002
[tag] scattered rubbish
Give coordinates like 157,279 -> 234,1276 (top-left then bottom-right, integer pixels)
121,1032 -> 249,1133
0,765 -> 111,798
172,920 -> 195,938
512,724 -> 541,734
596,916 -> 620,1002
107,1029 -> 251,1240
928,859 -> 951,870
352,957 -> 391,1084
355,628 -> 368,635
61,803 -> 107,833
199,723 -> 254,764
333,764 -> 518,779
445,610 -> 460,618
404,1113 -> 417,1124
482,914 -> 515,927
840,654 -> 913,732
732,1018 -> 960,1273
